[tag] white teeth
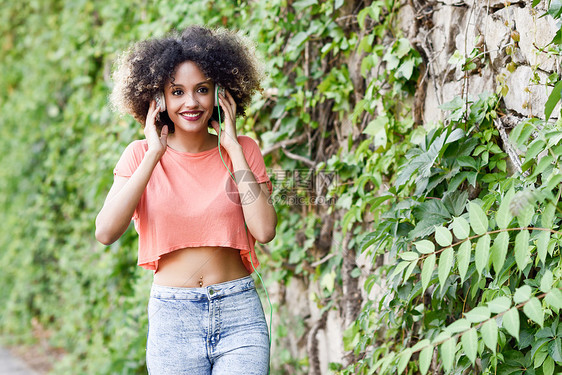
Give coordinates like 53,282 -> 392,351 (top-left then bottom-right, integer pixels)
182,112 -> 200,118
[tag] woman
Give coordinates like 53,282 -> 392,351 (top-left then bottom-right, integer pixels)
95,26 -> 277,374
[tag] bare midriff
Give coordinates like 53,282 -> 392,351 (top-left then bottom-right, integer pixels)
153,246 -> 250,288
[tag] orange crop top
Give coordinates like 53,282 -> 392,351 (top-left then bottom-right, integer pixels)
113,135 -> 272,273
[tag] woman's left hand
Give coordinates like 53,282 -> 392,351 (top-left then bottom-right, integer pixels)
210,89 -> 240,152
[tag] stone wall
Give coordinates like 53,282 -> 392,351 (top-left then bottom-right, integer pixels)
402,0 -> 560,124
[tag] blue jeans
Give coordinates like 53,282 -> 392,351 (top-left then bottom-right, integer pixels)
146,276 -> 270,375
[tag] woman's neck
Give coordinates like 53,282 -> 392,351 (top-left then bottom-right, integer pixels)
167,130 -> 217,153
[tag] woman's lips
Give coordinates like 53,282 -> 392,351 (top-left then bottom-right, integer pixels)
180,111 -> 203,121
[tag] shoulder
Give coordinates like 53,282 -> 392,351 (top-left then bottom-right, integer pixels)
119,139 -> 148,162
128,139 -> 148,150
122,139 -> 148,155
114,140 -> 148,175
237,135 -> 261,152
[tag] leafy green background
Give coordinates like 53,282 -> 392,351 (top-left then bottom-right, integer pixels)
1,0 -> 562,374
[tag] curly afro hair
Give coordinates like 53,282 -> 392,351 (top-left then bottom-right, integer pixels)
110,26 -> 263,132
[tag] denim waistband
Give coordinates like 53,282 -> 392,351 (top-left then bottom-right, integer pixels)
150,275 -> 255,301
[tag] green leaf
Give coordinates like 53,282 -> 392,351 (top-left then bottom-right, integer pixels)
541,270 -> 554,293
536,231 -> 550,266
419,346 -> 433,375
435,226 -> 453,247
461,328 -> 478,364
396,59 -> 415,80
530,155 -> 554,178
549,337 -> 562,363
475,234 -> 491,277
503,307 -> 520,340
438,247 -> 454,292
443,191 -> 468,217
549,0 -> 562,18
514,230 -> 531,271
446,128 -> 465,144
514,285 -> 532,304
357,7 -> 370,29
457,240 -> 471,283
535,348 -> 549,369
411,339 -> 431,352
488,296 -> 512,314
481,319 -> 498,353
399,252 -> 419,261
543,356 -> 555,375
404,260 -> 417,281
523,297 -> 544,326
378,351 -> 395,375
525,138 -> 547,162
457,156 -> 479,170
389,261 -> 410,280
548,238 -> 556,256
545,80 -> 562,121
397,348 -> 412,374
468,202 -> 488,235
446,318 -> 471,334
546,172 -> 562,191
464,306 -> 491,323
516,200 -> 535,227
363,116 -> 388,136
511,121 -> 535,148
421,253 -> 436,293
545,289 -> 562,310
292,0 -> 318,11
321,271 -> 336,293
415,240 -> 436,254
491,231 -> 509,274
441,336 -> 457,372
452,216 -> 470,240
290,31 -> 310,47
496,188 -> 514,229
542,202 -> 556,229
433,331 -> 452,344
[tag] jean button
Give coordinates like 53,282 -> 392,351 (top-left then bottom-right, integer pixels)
209,289 -> 215,296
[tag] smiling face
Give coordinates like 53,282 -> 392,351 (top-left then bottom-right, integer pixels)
164,61 -> 216,134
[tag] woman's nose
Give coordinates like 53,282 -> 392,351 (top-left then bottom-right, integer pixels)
182,93 -> 199,108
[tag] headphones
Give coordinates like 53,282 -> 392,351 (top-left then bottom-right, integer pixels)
154,85 -> 223,112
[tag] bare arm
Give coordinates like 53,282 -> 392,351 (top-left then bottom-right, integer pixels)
95,151 -> 163,244
95,100 -> 168,245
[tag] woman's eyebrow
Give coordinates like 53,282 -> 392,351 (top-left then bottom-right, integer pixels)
170,81 -> 210,88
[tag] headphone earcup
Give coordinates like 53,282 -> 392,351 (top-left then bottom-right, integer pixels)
154,91 -> 166,112
158,92 -> 166,112
214,85 -> 225,107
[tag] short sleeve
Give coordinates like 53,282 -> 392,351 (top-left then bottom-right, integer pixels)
113,140 -> 147,177
238,135 -> 273,193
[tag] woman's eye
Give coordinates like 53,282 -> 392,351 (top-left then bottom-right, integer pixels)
172,89 -> 183,96
198,87 -> 209,94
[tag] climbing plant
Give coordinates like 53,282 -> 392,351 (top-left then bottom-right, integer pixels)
340,1 -> 562,374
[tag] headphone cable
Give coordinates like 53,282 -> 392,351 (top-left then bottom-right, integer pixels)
215,89 -> 274,354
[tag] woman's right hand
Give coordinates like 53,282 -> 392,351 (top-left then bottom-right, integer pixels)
145,100 -> 168,158
95,100 -> 168,245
